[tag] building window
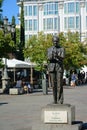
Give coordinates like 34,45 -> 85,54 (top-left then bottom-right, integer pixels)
25,20 -> 27,31
43,19 -> 47,30
33,5 -> 37,16
44,4 -> 47,15
53,2 -> 58,14
25,20 -> 37,31
47,18 -> 53,30
49,3 -> 53,14
43,18 -> 59,30
24,6 -> 27,16
24,5 -> 37,16
29,20 -> 32,30
76,2 -> 80,14
54,18 -> 58,30
64,3 -> 67,14
44,2 -> 58,15
25,20 -> 33,31
43,18 -> 53,30
28,6 -> 32,16
33,19 -> 37,31
64,17 -> 67,29
25,35 -> 29,44
68,17 -> 74,28
86,2 -> 87,13
76,16 -> 79,29
64,2 -> 79,14
68,2 -> 75,13
29,35 -> 32,38
86,16 -> 87,29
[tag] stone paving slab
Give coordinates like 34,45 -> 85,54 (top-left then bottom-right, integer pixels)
0,85 -> 87,130
32,123 -> 82,130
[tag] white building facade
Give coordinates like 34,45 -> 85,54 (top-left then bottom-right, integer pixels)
17,0 -> 87,42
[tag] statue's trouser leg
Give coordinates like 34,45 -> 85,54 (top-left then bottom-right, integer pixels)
50,72 -> 57,104
56,71 -> 63,104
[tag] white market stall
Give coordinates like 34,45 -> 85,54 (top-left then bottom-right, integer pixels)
81,65 -> 87,73
3,58 -> 36,82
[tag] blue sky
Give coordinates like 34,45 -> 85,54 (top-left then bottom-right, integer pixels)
2,0 -> 19,24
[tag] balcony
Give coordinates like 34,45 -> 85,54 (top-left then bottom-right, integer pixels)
17,0 -> 39,3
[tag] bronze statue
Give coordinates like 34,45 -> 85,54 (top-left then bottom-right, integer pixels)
47,36 -> 65,104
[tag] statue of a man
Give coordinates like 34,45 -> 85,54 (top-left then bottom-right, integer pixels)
47,36 -> 65,104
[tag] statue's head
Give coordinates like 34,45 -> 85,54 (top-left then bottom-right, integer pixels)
52,36 -> 60,47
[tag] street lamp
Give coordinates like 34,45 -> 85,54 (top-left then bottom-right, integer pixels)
1,16 -> 16,93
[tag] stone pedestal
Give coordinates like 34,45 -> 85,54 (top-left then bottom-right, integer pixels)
2,67 -> 10,92
32,124 -> 82,130
42,79 -> 48,95
42,104 -> 75,124
9,88 -> 23,95
41,104 -> 82,130
0,89 -> 3,94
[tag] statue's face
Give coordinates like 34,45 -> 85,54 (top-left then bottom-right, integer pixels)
53,36 -> 60,47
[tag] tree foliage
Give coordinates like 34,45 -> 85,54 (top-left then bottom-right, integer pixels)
24,31 -> 87,72
11,16 -> 16,45
24,32 -> 52,71
11,16 -> 15,25
59,32 -> 87,70
15,28 -> 20,49
19,0 -> 25,60
0,0 -> 3,25
0,0 -> 3,9
20,1 -> 25,48
0,30 -> 15,67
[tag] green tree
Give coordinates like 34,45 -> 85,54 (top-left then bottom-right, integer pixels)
11,16 -> 16,45
0,0 -> 3,12
20,0 -> 25,60
11,16 -> 15,25
0,30 -> 15,67
24,32 -> 52,72
0,0 -> 4,67
11,16 -> 20,58
0,0 -> 4,24
16,28 -> 20,50
59,32 -> 87,71
24,31 -> 87,73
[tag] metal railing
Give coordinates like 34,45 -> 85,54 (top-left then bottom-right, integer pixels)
17,0 -> 39,3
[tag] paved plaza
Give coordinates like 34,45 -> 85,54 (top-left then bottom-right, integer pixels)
0,85 -> 87,130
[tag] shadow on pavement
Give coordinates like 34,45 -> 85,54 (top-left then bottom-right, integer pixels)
72,121 -> 83,125
72,121 -> 87,130
0,102 -> 8,106
81,123 -> 87,130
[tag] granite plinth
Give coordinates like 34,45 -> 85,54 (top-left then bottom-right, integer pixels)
41,104 -> 75,125
32,123 -> 82,130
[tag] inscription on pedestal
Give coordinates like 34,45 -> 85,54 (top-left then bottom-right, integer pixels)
44,111 -> 67,123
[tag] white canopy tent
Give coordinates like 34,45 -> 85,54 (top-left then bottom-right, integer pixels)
3,58 -> 35,68
2,58 -> 36,82
81,65 -> 87,73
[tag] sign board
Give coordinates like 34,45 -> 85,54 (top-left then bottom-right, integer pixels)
44,111 -> 67,123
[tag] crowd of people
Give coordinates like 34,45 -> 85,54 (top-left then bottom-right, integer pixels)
65,70 -> 87,87
14,70 -> 87,91
13,77 -> 32,94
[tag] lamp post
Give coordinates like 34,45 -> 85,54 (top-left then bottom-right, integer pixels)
1,16 -> 15,93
